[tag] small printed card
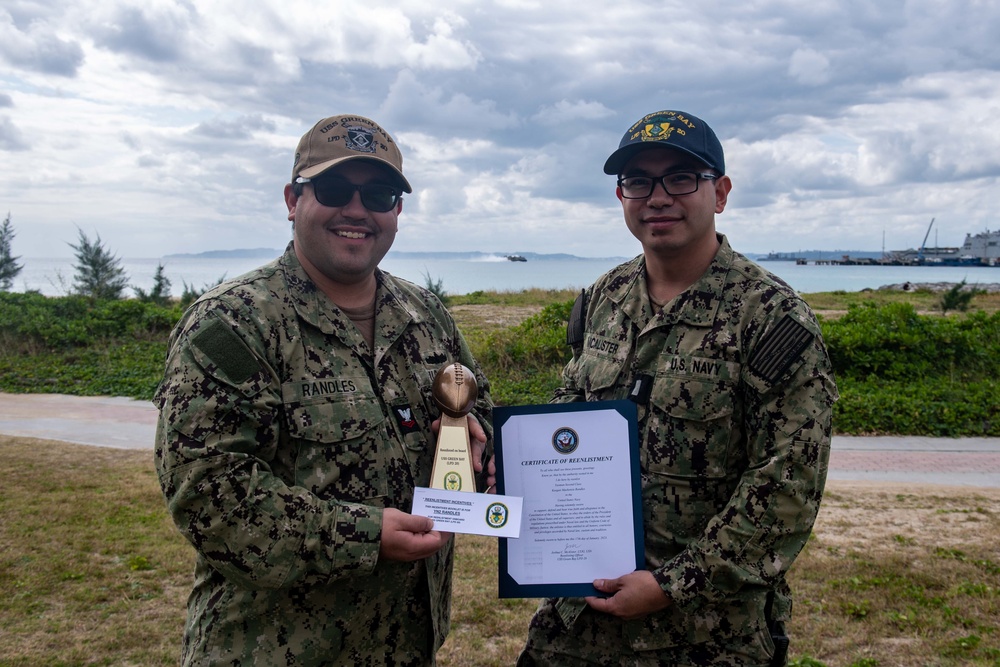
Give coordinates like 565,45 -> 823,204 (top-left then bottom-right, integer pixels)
412,487 -> 523,538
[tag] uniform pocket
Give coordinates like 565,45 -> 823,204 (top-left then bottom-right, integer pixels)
286,393 -> 386,443
644,374 -> 737,476
640,374 -> 741,547
578,351 -> 627,401
284,389 -> 388,500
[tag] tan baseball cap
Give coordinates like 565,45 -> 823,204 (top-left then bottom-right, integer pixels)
291,114 -> 412,193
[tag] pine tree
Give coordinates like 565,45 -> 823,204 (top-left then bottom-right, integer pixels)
69,228 -> 129,300
0,212 -> 23,292
134,263 -> 172,305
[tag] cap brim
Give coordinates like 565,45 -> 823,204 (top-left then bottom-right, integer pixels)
603,144 -> 721,176
299,156 -> 412,193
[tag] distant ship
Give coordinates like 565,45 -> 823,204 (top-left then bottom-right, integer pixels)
959,228 -> 1000,263
779,223 -> 1000,267
887,222 -> 1000,266
506,255 -> 527,262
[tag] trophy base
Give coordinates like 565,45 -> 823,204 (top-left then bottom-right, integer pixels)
429,414 -> 476,492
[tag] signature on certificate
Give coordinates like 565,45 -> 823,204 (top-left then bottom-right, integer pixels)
554,543 -> 591,561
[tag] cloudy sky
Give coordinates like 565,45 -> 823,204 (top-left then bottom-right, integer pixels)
2,0 -> 999,260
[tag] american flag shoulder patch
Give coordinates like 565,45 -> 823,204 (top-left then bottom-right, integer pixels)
749,315 -> 814,384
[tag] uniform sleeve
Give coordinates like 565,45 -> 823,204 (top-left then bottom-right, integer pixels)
551,353 -> 588,404
652,305 -> 839,614
551,287 -> 591,404
154,301 -> 382,591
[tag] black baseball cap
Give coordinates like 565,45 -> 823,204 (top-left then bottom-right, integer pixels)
603,110 -> 725,176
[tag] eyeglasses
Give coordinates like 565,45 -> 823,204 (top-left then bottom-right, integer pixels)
617,171 -> 718,199
295,176 -> 401,212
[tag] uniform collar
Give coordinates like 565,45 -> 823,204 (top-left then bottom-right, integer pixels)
278,243 -> 425,336
607,234 -> 734,328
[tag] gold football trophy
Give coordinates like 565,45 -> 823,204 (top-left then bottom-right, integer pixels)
429,362 -> 478,492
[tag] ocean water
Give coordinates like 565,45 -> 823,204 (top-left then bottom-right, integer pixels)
12,254 -> 1000,298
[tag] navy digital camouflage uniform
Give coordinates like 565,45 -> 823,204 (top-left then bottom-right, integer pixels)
154,243 -> 492,666
519,235 -> 838,667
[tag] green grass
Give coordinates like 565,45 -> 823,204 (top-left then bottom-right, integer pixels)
0,438 -> 192,666
2,438 -> 998,666
0,339 -> 166,397
783,488 -> 1000,666
449,287 -> 580,307
804,288 -> 1000,315
2,288 -> 1000,435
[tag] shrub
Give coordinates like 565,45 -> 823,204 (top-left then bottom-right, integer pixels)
822,303 -> 1000,381
938,280 -> 982,314
479,300 -> 573,372
821,303 -> 1000,435
422,270 -> 449,305
0,292 -> 181,350
179,274 -> 228,308
473,300 -> 573,405
5,293 -> 1000,436
833,377 -> 999,436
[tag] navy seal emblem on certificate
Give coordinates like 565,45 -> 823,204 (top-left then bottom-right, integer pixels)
552,427 -> 579,454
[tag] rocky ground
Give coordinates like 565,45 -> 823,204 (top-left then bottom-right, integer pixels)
878,281 -> 1000,292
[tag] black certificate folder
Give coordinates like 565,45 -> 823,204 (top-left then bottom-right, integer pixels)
494,400 -> 644,599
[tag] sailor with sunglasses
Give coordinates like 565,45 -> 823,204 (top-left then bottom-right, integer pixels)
154,114 -> 495,666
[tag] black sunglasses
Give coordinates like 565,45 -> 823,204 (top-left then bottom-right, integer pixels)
295,176 -> 401,212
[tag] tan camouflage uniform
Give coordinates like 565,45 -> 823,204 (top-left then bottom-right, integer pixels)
155,244 -> 492,666
518,235 -> 838,667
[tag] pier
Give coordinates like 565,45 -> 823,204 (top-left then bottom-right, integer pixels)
789,255 -> 998,268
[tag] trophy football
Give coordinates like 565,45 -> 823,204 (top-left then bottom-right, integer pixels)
429,362 -> 478,492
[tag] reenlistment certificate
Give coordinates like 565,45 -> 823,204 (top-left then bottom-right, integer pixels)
494,400 -> 643,598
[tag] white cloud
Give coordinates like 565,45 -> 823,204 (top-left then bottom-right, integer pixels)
788,48 -> 830,85
0,8 -> 84,76
0,115 -> 30,151
532,100 -> 614,125
1,0 -> 999,260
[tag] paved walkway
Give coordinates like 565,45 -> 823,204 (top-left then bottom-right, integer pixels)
2,393 -> 999,487
828,436 -> 1000,488
0,393 -> 158,450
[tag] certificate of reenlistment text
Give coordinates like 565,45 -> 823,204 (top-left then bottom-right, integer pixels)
493,400 -> 644,598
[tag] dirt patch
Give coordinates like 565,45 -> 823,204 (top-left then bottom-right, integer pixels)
450,304 -> 541,329
815,480 -> 1000,552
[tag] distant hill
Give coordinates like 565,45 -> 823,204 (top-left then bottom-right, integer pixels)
164,249 -> 630,261
166,248 -> 896,262
385,251 -> 629,261
164,248 -> 280,259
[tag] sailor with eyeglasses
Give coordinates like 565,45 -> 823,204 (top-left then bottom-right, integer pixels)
517,110 -> 839,667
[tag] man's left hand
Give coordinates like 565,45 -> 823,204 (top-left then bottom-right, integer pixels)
585,571 -> 671,620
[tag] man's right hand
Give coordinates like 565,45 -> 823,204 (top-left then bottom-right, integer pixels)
379,507 -> 452,562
